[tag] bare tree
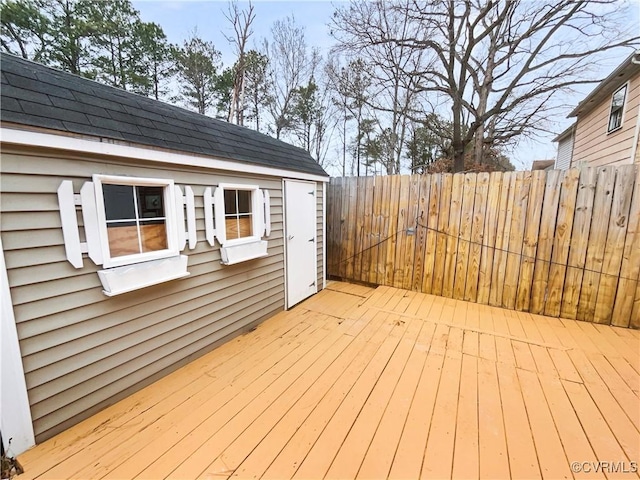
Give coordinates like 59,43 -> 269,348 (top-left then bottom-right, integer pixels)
326,57 -> 374,176
243,49 -> 270,132
332,0 -> 639,172
325,56 -> 351,176
331,1 -> 425,174
223,0 -> 255,125
262,15 -> 314,139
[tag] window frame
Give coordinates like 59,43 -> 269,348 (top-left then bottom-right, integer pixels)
607,83 -> 628,134
93,174 -> 180,268
216,183 -> 264,247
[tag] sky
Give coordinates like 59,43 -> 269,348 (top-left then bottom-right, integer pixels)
132,0 -> 639,173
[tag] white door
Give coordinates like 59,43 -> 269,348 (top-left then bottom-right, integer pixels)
285,180 -> 317,308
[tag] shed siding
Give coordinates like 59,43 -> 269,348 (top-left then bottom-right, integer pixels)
572,74 -> 640,167
555,134 -> 573,170
0,146 -> 323,442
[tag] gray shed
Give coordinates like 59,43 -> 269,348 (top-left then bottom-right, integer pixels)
0,53 -> 329,453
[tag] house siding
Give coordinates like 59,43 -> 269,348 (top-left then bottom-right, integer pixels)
0,145 -> 323,442
572,74 -> 640,167
555,133 -> 574,170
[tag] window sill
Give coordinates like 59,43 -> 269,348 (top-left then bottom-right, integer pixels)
97,255 -> 190,296
220,240 -> 268,265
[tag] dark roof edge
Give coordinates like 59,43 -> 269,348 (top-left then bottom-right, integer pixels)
568,50 -> 640,118
552,122 -> 576,142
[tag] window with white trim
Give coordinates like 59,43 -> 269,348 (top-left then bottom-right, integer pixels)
204,183 -> 271,265
608,84 -> 627,133
224,189 -> 254,241
93,175 -> 180,268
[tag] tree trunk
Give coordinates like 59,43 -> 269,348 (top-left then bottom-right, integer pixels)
452,95 -> 464,172
473,125 -> 484,166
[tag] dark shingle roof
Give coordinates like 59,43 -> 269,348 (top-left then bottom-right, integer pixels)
0,53 -> 328,177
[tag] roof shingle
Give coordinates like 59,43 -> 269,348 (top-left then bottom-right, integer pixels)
0,53 -> 328,177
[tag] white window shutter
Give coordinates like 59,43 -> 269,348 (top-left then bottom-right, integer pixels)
174,185 -> 187,251
263,189 -> 271,237
184,186 -> 197,250
252,187 -> 264,239
80,182 -> 103,266
57,180 -> 83,268
203,187 -> 216,247
213,186 -> 226,245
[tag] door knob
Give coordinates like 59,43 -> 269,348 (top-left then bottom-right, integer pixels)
288,235 -> 294,240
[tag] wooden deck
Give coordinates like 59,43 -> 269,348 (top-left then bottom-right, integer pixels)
17,282 -> 640,479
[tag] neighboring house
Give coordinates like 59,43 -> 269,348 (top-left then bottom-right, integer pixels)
554,51 -> 640,168
531,159 -> 555,171
553,123 -> 576,170
0,53 -> 329,454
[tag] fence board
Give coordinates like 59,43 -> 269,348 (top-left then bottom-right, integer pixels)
412,176 -> 430,292
345,177 -> 359,280
577,166 -> 617,322
361,176 -> 375,285
393,175 -> 412,288
530,170 -> 563,314
466,172 -> 489,303
423,175 -> 441,294
478,172 -> 503,305
443,174 -> 465,298
385,176 -> 402,286
545,169 -> 580,318
633,285 -> 640,328
560,168 -> 597,319
370,176 -> 384,285
454,174 -> 477,300
327,165 -> 639,327
516,170 -> 546,311
354,177 -> 367,283
489,172 -> 515,307
432,174 -> 452,296
612,168 -> 640,327
594,165 -> 636,324
379,176 -> 400,285
503,171 -> 531,310
326,180 -> 336,274
403,175 -> 422,290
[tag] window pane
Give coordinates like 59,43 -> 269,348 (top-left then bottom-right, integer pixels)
107,224 -> 140,256
225,218 -> 239,239
137,186 -> 165,218
609,110 -> 623,131
612,85 -> 626,109
139,221 -> 168,252
224,190 -> 237,215
238,214 -> 253,238
238,190 -> 252,214
104,184 -> 135,220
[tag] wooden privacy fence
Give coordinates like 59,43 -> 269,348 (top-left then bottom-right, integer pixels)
327,165 -> 640,328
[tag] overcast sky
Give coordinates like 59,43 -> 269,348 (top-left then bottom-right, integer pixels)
132,0 -> 639,172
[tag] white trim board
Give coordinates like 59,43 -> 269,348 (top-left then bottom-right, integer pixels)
0,236 -> 35,455
1,127 -> 330,183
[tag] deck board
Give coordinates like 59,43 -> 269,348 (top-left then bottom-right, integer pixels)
17,281 -> 640,480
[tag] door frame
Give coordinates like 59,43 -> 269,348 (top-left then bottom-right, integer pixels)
283,179 -> 318,309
